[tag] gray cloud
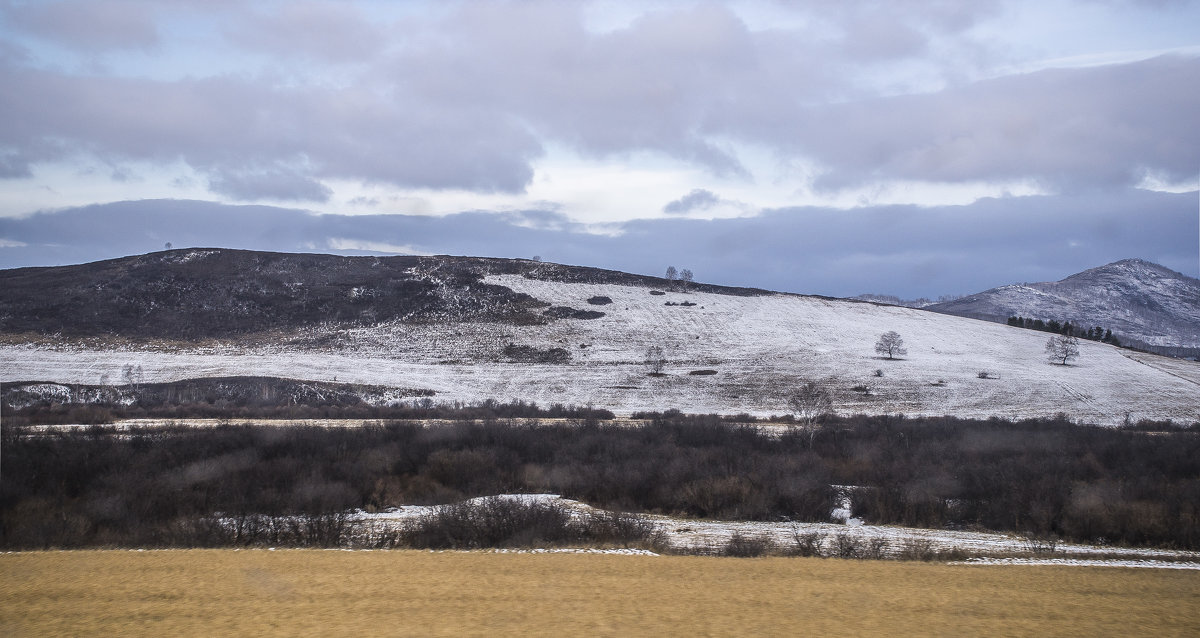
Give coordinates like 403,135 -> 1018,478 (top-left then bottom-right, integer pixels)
497,209 -> 586,233
0,147 -> 29,178
393,2 -> 761,177
835,9 -> 930,61
0,60 -> 542,200
663,189 -> 720,215
391,3 -> 1194,191
225,2 -> 386,63
0,1 -> 1194,202
784,55 -> 1200,191
1,0 -> 161,52
207,165 -> 333,202
2,189 -> 1193,298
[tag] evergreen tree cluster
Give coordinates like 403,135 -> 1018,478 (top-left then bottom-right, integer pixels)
1007,316 -> 1120,346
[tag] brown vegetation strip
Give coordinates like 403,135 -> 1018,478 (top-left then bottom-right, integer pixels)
3,550 -> 1199,637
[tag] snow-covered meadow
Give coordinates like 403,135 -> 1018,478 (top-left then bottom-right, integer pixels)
2,273 -> 1197,424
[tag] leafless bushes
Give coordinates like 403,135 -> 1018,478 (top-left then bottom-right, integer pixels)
721,532 -> 776,557
789,530 -> 825,557
400,498 -> 575,549
399,498 -> 664,550
831,532 -> 888,559
1023,532 -> 1060,555
675,527 -> 986,561
706,530 -> 900,560
169,513 -> 352,548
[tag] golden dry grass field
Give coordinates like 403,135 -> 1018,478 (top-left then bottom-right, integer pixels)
3,550 -> 1199,637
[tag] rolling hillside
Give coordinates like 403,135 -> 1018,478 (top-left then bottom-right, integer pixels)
927,259 -> 1200,353
2,249 -> 1198,424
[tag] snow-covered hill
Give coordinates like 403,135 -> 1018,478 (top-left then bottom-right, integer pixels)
928,259 -> 1200,351
3,257 -> 1198,425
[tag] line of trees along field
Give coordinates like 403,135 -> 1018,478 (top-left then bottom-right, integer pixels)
2,411 -> 1198,550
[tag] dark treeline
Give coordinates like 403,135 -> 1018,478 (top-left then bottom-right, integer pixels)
1007,316 -> 1121,346
2,413 -> 1198,550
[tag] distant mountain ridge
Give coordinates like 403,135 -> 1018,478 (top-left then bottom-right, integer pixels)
927,259 -> 1200,353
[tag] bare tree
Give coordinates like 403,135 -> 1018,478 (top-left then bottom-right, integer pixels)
874,331 -> 907,360
645,345 -> 666,375
121,364 -> 144,389
787,380 -> 832,424
679,268 -> 693,291
665,266 -> 677,282
1045,334 -> 1080,365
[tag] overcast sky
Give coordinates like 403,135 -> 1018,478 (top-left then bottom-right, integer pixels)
0,0 -> 1197,297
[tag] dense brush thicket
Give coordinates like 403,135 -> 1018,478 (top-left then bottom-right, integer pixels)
2,413 -> 1198,549
398,497 -> 661,550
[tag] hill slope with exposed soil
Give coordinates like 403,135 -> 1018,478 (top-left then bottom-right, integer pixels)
2,250 -> 1197,424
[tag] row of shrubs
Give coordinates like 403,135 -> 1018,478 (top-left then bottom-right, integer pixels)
3,394 -> 615,426
715,531 -> 964,560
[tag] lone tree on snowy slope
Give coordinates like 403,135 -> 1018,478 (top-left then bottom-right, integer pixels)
1045,334 -> 1080,366
874,331 -> 907,360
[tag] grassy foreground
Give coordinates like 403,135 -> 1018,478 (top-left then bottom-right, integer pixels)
2,551 -> 1198,637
